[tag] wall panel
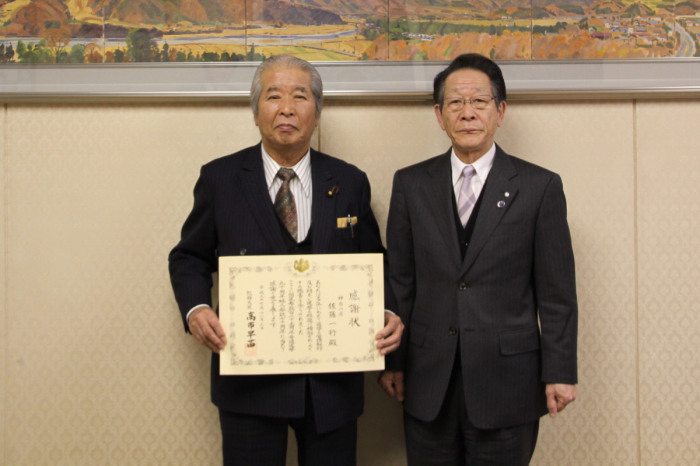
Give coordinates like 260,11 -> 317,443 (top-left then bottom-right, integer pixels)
320,101 -> 448,466
3,103 -> 259,465
636,100 -> 700,465
1,103 -> 7,466
500,101 -> 639,465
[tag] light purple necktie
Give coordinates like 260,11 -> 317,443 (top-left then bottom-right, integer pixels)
457,165 -> 477,227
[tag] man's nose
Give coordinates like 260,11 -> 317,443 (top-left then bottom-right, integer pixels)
458,102 -> 476,119
279,96 -> 295,115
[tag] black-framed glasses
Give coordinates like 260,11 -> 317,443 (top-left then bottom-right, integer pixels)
443,95 -> 495,112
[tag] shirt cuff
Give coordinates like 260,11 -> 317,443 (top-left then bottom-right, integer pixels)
186,304 -> 211,324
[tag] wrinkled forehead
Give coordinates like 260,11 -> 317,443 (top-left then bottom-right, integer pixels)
261,65 -> 313,93
444,69 -> 492,95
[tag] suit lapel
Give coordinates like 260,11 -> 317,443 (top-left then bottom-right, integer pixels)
309,150 -> 336,253
239,144 -> 288,254
424,151 -> 462,269
460,146 -> 519,275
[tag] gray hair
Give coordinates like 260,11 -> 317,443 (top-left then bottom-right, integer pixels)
250,55 -> 323,117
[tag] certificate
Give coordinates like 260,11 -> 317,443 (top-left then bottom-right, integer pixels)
218,253 -> 385,375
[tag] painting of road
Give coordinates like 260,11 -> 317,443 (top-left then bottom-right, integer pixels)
0,0 -> 698,63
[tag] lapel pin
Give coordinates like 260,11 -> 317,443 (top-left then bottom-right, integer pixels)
327,186 -> 339,198
497,200 -> 506,208
504,192 -> 510,197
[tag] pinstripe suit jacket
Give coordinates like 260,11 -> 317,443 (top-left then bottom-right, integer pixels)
169,143 -> 392,433
386,145 -> 578,429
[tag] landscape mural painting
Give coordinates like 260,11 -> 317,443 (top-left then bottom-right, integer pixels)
0,0 -> 698,64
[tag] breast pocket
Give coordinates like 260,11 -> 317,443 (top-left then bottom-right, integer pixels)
491,213 -> 532,239
331,215 -> 360,251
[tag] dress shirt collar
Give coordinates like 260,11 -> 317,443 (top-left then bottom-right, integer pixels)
261,145 -> 312,197
450,143 -> 496,188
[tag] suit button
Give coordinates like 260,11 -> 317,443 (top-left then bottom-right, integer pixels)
239,248 -> 247,255
459,282 -> 467,290
449,327 -> 458,336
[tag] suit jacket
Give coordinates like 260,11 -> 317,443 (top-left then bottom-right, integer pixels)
169,143 -> 393,433
386,145 -> 578,429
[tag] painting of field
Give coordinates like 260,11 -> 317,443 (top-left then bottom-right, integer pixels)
0,0 -> 698,63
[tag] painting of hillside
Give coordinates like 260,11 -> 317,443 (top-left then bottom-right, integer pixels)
0,0 -> 698,62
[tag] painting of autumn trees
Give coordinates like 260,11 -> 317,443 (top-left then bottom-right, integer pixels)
0,0 -> 698,63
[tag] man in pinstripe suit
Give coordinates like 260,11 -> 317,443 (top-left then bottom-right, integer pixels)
169,55 -> 402,465
379,53 -> 578,465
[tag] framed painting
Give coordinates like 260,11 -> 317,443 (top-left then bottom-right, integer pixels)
0,0 -> 699,100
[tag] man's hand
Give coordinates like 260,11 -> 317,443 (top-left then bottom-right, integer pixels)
188,307 -> 227,353
378,370 -> 405,402
375,311 -> 404,355
546,383 -> 577,418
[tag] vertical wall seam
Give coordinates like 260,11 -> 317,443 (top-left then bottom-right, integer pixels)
632,99 -> 641,466
2,102 -> 7,466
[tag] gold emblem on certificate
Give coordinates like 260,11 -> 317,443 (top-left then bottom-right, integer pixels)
218,253 -> 385,375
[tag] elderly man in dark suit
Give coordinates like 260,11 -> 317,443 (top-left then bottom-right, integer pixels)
169,54 -> 402,466
379,53 -> 578,465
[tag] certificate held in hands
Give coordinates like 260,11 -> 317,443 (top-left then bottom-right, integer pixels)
218,253 -> 385,375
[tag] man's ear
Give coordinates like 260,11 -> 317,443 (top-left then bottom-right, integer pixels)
497,100 -> 507,127
434,104 -> 446,131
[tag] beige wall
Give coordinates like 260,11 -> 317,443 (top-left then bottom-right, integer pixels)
1,97 -> 698,465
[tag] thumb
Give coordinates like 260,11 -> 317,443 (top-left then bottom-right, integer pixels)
547,393 -> 558,418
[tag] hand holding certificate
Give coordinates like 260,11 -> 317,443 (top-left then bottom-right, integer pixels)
218,253 -> 385,375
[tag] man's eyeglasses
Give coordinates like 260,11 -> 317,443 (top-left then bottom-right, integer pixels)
443,95 -> 495,112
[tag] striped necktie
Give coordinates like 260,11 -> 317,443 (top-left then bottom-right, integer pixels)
274,168 -> 298,241
457,165 -> 477,227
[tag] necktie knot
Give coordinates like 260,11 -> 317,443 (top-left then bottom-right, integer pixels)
462,165 -> 475,180
277,168 -> 296,182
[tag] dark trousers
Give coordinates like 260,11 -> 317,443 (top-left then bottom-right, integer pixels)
218,382 -> 357,466
404,361 -> 539,466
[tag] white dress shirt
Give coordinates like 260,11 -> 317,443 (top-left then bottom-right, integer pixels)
451,143 -> 496,202
261,145 -> 313,242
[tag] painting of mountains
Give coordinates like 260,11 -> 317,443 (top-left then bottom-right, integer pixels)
0,0 -> 698,62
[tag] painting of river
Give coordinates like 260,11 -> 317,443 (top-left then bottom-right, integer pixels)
0,0 -> 698,63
